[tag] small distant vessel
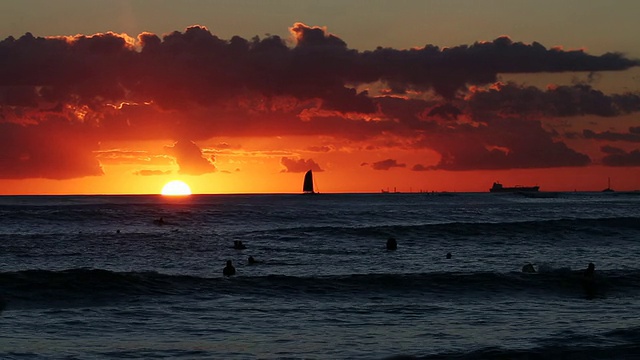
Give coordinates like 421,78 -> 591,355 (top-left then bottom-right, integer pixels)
602,177 -> 614,193
381,187 -> 400,194
490,182 -> 539,193
303,170 -> 317,194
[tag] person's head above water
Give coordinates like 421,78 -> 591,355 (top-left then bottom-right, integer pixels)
386,237 -> 397,250
584,262 -> 595,277
223,259 -> 236,276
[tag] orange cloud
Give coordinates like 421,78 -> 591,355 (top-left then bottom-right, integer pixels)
280,157 -> 323,173
134,169 -> 172,176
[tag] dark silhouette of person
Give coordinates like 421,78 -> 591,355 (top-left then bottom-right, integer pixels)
446,252 -> 452,259
248,256 -> 257,265
386,237 -> 397,250
223,260 -> 236,276
582,262 -> 597,299
233,241 -> 247,250
584,263 -> 595,278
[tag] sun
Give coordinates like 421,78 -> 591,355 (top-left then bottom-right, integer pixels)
161,180 -> 192,196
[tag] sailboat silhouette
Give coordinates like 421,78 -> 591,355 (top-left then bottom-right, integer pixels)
302,170 -> 317,194
602,177 -> 614,193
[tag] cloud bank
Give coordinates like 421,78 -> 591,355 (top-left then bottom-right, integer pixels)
0,23 -> 639,179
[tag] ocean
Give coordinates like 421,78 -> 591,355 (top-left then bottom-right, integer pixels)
1,192 -> 640,359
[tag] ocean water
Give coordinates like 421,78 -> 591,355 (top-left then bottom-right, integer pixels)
1,192 -> 640,359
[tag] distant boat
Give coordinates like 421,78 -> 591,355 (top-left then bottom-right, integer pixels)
380,187 -> 400,194
303,170 -> 316,194
490,182 -> 539,193
602,177 -> 614,193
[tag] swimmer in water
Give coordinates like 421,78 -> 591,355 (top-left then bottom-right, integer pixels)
386,237 -> 397,250
223,260 -> 236,276
584,262 -> 595,279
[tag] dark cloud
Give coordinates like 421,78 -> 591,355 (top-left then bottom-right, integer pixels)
583,128 -> 640,142
601,145 -> 626,155
468,83 -> 640,118
367,36 -> 638,98
423,118 -> 591,170
601,147 -> 640,166
0,25 -> 638,180
372,159 -> 406,170
426,104 -> 462,120
0,32 -> 134,108
412,164 -> 429,171
1,26 -> 635,112
280,157 -> 323,173
164,140 -> 216,175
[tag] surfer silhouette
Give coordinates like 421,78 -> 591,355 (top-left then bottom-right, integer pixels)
233,241 -> 247,250
223,260 -> 236,276
248,256 -> 257,265
446,252 -> 452,259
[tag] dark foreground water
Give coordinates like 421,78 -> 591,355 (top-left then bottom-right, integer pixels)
1,192 -> 639,359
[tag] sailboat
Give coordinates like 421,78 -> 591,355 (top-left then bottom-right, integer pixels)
302,170 -> 316,194
602,177 -> 614,193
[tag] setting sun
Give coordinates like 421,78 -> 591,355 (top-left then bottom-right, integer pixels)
161,180 -> 192,196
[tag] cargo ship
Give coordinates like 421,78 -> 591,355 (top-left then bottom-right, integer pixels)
490,182 -> 539,193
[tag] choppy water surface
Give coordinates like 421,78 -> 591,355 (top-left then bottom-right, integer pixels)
1,192 -> 640,359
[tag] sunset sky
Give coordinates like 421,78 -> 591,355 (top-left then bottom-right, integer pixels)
1,0 -> 639,194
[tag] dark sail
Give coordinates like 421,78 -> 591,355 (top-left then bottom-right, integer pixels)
303,170 -> 315,194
